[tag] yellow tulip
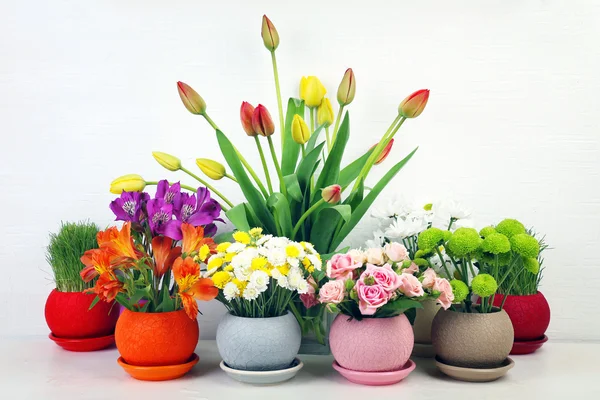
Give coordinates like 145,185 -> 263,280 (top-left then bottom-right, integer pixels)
299,76 -> 327,108
152,151 -> 181,171
291,114 -> 310,144
110,174 -> 146,194
317,98 -> 334,127
196,158 -> 226,180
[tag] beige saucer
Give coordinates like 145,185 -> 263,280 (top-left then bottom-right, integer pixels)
412,342 -> 436,358
435,357 -> 514,382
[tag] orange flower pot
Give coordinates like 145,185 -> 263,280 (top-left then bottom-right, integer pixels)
115,309 -> 199,366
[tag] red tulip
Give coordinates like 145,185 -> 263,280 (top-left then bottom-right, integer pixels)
261,15 -> 280,51
252,104 -> 275,137
322,184 -> 342,204
398,89 -> 430,118
240,102 -> 256,136
371,139 -> 394,165
177,81 -> 206,115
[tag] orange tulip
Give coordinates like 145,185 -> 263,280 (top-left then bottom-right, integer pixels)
177,81 -> 207,115
181,223 -> 216,258
252,104 -> 275,137
371,139 -> 394,165
240,101 -> 256,136
398,89 -> 430,118
151,236 -> 182,277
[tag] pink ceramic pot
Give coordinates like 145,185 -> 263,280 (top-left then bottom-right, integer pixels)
329,313 -> 414,372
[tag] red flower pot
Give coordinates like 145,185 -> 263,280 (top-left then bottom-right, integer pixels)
44,289 -> 119,338
115,309 -> 199,367
492,291 -> 550,341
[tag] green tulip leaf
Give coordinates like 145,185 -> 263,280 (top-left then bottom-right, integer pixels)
339,149 -> 373,188
267,193 -> 293,238
313,112 -> 350,200
297,142 -> 325,191
225,203 -> 251,231
305,124 -> 326,153
283,174 -> 303,202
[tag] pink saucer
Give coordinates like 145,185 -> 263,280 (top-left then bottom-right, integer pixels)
511,335 -> 548,355
332,359 -> 416,386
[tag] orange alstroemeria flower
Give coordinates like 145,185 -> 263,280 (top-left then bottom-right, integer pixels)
152,236 -> 182,277
80,249 -> 113,283
173,256 -> 218,319
95,222 -> 141,267
85,271 -> 123,302
181,223 -> 216,257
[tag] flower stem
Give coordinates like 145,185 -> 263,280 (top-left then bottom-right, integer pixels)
267,136 -> 286,197
325,126 -> 332,153
146,181 -> 196,193
254,136 -> 273,194
270,51 -> 286,152
332,105 -> 345,143
310,107 -> 315,132
291,199 -> 325,239
180,166 -> 234,208
224,173 -> 238,183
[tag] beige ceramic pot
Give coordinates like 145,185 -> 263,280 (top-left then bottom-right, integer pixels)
432,308 -> 513,368
412,300 -> 441,344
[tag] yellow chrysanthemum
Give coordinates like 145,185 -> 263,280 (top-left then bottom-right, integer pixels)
232,231 -> 251,245
212,271 -> 232,289
224,265 -> 234,272
285,244 -> 300,258
249,227 -> 263,238
251,256 -> 268,271
216,242 -> 231,253
207,257 -> 224,270
232,278 -> 247,295
198,244 -> 210,262
225,252 -> 236,262
302,257 -> 315,273
277,264 -> 290,276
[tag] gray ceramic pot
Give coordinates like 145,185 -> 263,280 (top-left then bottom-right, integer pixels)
432,308 -> 514,368
412,300 -> 441,344
216,312 -> 301,371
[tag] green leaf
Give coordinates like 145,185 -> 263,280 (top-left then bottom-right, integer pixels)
305,124 -> 325,153
156,288 -> 175,313
309,205 -> 350,253
129,287 -> 149,306
296,142 -> 325,191
214,230 -> 234,244
225,203 -> 251,231
320,246 -> 350,261
330,204 -> 352,222
377,298 -> 423,318
283,174 -> 303,202
267,193 -> 293,238
88,295 -> 101,311
216,130 -> 277,234
339,149 -> 373,188
282,98 -> 305,176
344,177 -> 364,212
313,112 -> 350,198
330,147 -> 418,251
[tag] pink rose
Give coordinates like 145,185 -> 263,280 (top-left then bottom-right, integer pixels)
326,254 -> 361,280
319,280 -> 346,304
384,242 -> 409,262
300,281 -> 319,308
433,277 -> 454,310
403,262 -> 419,275
422,267 -> 437,289
355,280 -> 389,315
361,263 -> 401,293
398,273 -> 425,297
348,249 -> 367,264
365,247 -> 385,264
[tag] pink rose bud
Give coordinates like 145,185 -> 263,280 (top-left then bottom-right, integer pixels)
240,102 -> 256,136
383,241 -> 408,262
433,277 -> 454,310
261,15 -> 280,51
177,81 -> 206,115
398,273 -> 425,297
318,280 -> 346,304
322,184 -> 342,204
421,267 -> 438,289
251,104 -> 275,137
370,139 -> 394,165
355,280 -> 389,315
398,89 -> 430,118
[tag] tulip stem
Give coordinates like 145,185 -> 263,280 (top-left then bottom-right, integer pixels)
254,136 -> 274,194
202,112 -> 269,199
224,173 -> 238,183
332,106 -> 345,144
267,136 -> 286,197
301,144 -> 306,158
325,127 -> 332,153
291,199 -> 325,239
270,51 -> 286,151
180,166 -> 234,208
310,108 -> 315,132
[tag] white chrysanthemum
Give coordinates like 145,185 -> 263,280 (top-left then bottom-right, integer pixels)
275,275 -> 290,289
249,270 -> 269,292
267,249 -> 287,267
223,282 -> 240,301
302,241 -> 316,254
234,264 -> 252,282
385,217 -> 426,240
307,254 -> 322,271
256,234 -> 273,246
295,279 -> 309,294
242,283 -> 260,300
371,197 -> 405,221
271,268 -> 282,279
365,229 -> 386,249
227,242 -> 247,253
287,269 -> 304,289
265,236 -> 289,250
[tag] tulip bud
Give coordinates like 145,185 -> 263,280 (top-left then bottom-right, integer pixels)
110,174 -> 146,194
240,102 -> 257,136
398,89 -> 430,118
252,104 -> 275,137
336,68 -> 356,106
317,98 -> 334,127
321,184 -> 342,204
261,15 -> 280,51
291,114 -> 310,145
196,158 -> 226,180
370,139 -> 394,165
299,76 -> 327,108
152,151 -> 181,171
177,81 -> 207,115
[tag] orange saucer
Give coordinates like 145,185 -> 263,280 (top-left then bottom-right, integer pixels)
117,353 -> 199,381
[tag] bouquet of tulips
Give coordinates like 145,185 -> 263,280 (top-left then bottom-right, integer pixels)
82,180 -> 222,319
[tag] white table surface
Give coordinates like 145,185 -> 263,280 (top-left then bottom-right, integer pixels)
0,337 -> 597,399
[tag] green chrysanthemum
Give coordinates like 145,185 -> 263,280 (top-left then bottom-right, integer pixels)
442,230 -> 452,241
510,233 -> 540,258
446,228 -> 482,257
415,249 -> 432,259
523,257 -> 540,274
450,279 -> 469,303
471,273 -> 498,298
497,251 -> 512,266
479,226 -> 497,238
495,218 -> 526,238
413,258 -> 429,267
475,249 -> 496,264
481,233 -> 511,255
417,228 -> 445,251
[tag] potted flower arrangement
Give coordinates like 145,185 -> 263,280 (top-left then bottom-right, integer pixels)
313,242 -> 452,386
45,221 -> 119,351
370,198 -> 473,357
206,228 -> 318,384
109,15 -> 430,353
416,219 -> 542,381
83,181 -> 220,381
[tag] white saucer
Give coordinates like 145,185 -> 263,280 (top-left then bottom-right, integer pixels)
219,358 -> 303,384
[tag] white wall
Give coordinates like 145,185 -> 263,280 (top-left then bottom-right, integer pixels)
1,0 -> 599,341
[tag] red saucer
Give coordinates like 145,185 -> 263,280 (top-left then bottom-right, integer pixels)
510,335 -> 548,355
117,353 -> 199,381
332,359 -> 416,386
49,333 -> 115,352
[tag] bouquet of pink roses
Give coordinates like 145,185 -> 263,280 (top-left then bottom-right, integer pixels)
309,242 -> 453,320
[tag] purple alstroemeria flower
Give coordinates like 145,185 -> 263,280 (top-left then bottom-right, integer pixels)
109,192 -> 150,222
178,187 -> 223,226
154,180 -> 183,214
146,198 -> 182,240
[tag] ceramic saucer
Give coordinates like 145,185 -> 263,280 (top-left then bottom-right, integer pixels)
412,342 -> 436,358
117,353 -> 199,381
219,358 -> 303,384
49,333 -> 115,352
511,335 -> 548,355
332,359 -> 416,386
435,356 -> 514,382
